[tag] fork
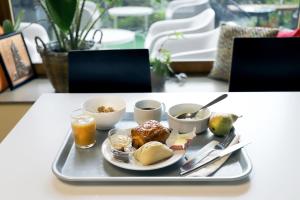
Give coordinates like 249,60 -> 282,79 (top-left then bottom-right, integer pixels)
180,128 -> 236,171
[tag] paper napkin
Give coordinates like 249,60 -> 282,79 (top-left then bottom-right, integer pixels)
184,134 -> 240,177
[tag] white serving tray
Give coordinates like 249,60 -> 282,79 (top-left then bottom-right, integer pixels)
52,113 -> 252,183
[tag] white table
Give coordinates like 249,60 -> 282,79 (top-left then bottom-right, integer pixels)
227,4 -> 276,26
86,28 -> 135,46
108,6 -> 154,31
1,92 -> 299,199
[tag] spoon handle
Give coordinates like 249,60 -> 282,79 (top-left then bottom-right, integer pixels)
201,94 -> 228,109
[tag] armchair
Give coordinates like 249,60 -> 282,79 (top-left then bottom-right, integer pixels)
19,22 -> 49,64
145,8 -> 215,54
80,1 -> 102,29
150,28 -> 220,61
165,0 -> 210,19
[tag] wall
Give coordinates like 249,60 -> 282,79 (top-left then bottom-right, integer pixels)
0,103 -> 31,142
0,0 -> 13,23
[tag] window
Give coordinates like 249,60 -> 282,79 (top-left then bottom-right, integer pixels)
2,0 -> 300,93
9,0 -> 300,49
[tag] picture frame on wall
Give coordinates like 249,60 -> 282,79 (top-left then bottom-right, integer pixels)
0,32 -> 35,90
0,62 -> 9,92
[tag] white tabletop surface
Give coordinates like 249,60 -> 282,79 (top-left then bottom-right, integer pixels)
108,6 -> 154,17
1,92 -> 299,199
86,28 -> 135,45
228,4 -> 276,13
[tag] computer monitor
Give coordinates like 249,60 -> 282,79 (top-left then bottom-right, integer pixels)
229,37 -> 300,92
69,49 -> 151,93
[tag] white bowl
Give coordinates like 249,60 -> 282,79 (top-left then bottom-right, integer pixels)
82,96 -> 126,130
167,103 -> 211,133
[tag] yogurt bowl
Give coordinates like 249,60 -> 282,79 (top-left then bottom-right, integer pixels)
167,103 -> 211,133
82,96 -> 126,130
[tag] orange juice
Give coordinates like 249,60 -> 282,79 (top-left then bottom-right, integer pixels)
71,113 -> 96,149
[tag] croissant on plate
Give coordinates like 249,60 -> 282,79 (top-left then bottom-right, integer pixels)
131,120 -> 170,149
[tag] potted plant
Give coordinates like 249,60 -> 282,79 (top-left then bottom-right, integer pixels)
36,0 -> 114,92
150,49 -> 172,92
1,10 -> 24,35
150,32 -> 187,92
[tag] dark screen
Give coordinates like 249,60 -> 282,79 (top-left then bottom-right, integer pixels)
229,38 -> 300,92
68,49 -> 151,93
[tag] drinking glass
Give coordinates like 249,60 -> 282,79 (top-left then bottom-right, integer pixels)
71,109 -> 96,149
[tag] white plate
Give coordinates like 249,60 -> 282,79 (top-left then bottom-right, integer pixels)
101,138 -> 185,171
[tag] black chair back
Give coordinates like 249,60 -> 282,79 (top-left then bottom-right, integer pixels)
229,37 -> 300,92
69,49 -> 152,93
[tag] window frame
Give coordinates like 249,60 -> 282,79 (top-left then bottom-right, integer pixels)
0,0 -> 14,23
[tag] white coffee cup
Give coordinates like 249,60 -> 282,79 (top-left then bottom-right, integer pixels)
134,100 -> 165,125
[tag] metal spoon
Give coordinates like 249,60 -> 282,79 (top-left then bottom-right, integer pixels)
176,94 -> 228,119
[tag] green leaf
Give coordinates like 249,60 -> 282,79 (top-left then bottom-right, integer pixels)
174,31 -> 183,39
150,57 -> 171,77
45,0 -> 77,32
14,10 -> 25,31
3,20 -> 14,34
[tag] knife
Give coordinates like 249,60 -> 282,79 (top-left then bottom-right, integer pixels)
180,141 -> 251,175
181,129 -> 236,172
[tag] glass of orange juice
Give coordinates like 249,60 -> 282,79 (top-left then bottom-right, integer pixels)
71,109 -> 96,149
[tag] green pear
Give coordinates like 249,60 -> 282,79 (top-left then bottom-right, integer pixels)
208,113 -> 239,137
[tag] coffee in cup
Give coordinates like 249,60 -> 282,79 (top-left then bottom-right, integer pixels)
134,100 -> 165,125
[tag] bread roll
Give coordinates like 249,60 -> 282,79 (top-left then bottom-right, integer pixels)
131,120 -> 170,149
133,141 -> 173,165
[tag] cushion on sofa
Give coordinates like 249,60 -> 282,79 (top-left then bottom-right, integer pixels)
209,25 -> 279,81
277,28 -> 300,37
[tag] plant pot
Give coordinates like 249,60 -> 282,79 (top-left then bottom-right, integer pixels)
38,44 -> 68,93
36,40 -> 95,93
151,71 -> 166,92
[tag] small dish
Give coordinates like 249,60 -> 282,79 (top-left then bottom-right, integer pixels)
168,103 -> 211,133
108,128 -> 133,163
82,96 -> 126,130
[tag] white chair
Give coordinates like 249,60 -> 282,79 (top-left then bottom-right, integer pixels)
145,8 -> 215,54
81,1 -> 102,30
150,27 -> 220,61
19,22 -> 50,64
165,0 -> 210,19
